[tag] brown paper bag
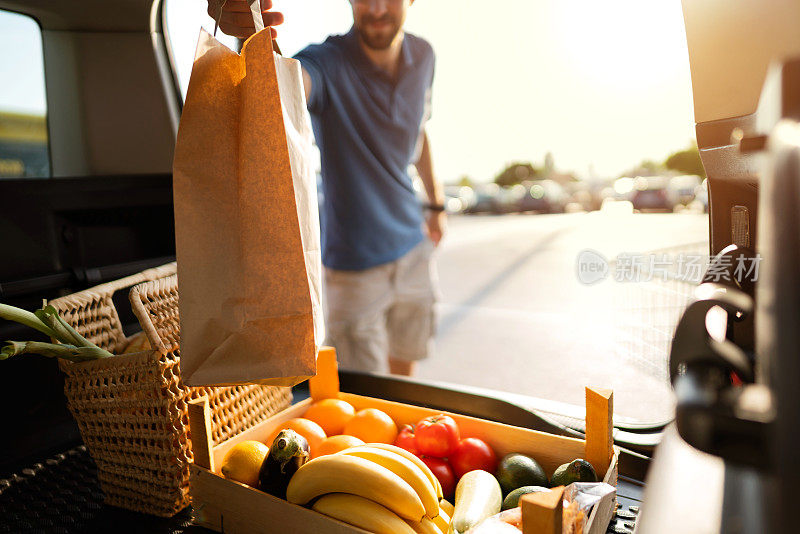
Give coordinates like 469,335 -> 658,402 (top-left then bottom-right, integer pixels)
172,25 -> 324,387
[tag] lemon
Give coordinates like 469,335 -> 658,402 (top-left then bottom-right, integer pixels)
220,440 -> 269,487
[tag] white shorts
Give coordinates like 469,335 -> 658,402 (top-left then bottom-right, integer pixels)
323,239 -> 439,373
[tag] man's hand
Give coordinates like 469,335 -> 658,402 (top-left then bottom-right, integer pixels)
207,0 -> 284,39
426,210 -> 447,246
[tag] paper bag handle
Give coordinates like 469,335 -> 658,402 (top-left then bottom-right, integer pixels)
247,0 -> 265,32
247,0 -> 282,55
212,0 -> 282,55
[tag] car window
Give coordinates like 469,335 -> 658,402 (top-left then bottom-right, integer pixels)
0,10 -> 49,179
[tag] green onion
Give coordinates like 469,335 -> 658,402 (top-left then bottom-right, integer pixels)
0,303 -> 58,339
1,341 -> 113,362
35,305 -> 96,348
0,303 -> 113,361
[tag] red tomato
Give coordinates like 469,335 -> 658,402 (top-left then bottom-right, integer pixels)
393,424 -> 418,455
450,438 -> 498,479
421,456 -> 456,499
415,415 -> 460,458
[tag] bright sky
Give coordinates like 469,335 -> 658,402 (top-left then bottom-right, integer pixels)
2,0 -> 696,181
0,13 -> 46,115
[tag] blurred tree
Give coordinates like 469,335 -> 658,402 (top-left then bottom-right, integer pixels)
664,145 -> 706,178
639,159 -> 661,173
458,175 -> 474,187
618,159 -> 662,178
494,162 -> 541,187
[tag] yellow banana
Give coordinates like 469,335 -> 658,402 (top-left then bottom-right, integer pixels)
312,493 -> 417,534
440,498 -> 455,516
405,516 -> 444,534
286,454 -> 425,521
364,442 -> 444,499
339,446 -> 439,518
433,506 -> 451,533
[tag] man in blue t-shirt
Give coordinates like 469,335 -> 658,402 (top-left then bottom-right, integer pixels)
213,0 -> 445,376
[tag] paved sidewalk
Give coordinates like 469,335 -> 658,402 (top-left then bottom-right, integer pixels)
417,212 -> 709,423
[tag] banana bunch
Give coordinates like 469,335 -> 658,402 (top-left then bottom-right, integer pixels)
286,443 -> 453,534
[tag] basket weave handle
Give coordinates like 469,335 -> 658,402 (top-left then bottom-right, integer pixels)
129,275 -> 180,352
47,262 -> 177,353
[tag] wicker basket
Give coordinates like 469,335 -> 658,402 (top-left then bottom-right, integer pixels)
50,264 -> 292,517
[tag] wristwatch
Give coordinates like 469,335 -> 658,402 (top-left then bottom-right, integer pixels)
424,203 -> 446,212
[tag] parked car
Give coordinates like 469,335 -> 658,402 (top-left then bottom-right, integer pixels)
463,183 -> 502,214
495,183 -> 526,213
668,174 -> 702,207
690,178 -> 709,213
630,177 -> 675,212
443,185 -> 476,214
517,179 -> 569,213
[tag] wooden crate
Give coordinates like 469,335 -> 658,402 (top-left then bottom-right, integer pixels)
188,352 -> 618,534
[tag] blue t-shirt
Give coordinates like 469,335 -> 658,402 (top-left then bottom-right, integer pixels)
294,27 -> 435,271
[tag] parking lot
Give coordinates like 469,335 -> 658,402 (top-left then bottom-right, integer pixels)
418,211 -> 709,423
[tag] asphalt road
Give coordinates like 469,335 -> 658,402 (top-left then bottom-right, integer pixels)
417,211 -> 710,423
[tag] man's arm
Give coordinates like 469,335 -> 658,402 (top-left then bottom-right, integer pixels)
416,130 -> 446,245
301,67 -> 313,104
207,0 -> 312,101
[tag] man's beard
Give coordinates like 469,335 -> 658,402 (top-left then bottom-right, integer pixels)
355,14 -> 402,50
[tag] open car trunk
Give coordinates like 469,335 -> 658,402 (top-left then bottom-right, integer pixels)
1,0 -> 798,532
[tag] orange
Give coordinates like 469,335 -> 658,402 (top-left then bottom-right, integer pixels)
313,435 -> 365,458
303,398 -> 356,436
343,408 -> 398,444
264,418 -> 327,456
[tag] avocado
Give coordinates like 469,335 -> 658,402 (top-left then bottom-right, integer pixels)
549,459 -> 597,487
501,485 -> 550,510
495,453 -> 548,496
